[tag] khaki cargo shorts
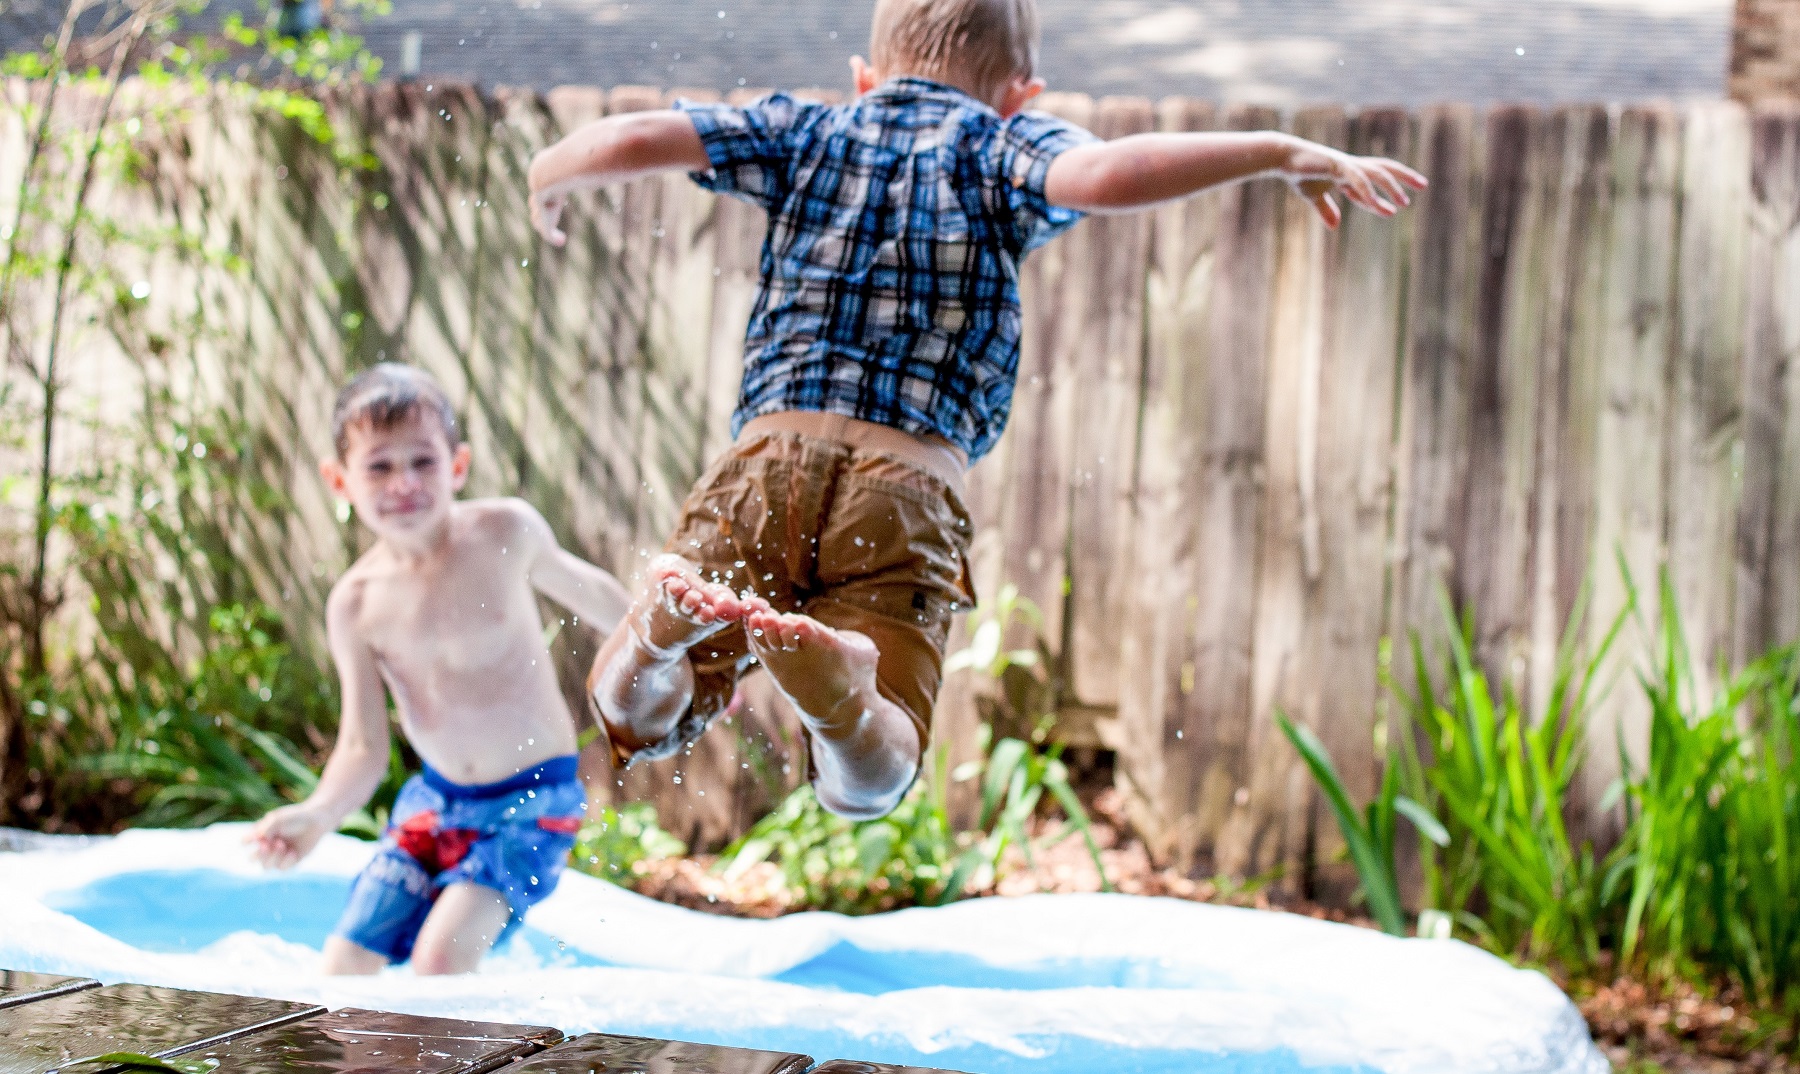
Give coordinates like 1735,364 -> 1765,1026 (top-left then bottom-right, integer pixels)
599,421 -> 977,770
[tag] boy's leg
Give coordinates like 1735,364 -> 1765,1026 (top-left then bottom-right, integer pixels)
746,611 -> 924,820
747,452 -> 971,821
322,936 -> 388,975
408,883 -> 513,976
589,554 -> 762,757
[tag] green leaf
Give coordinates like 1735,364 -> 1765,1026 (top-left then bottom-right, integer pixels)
1395,796 -> 1450,847
1277,711 -> 1406,937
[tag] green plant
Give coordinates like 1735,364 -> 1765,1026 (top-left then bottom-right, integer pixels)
570,802 -> 689,885
1276,711 -> 1445,937
1391,586 -> 1629,970
937,720 -> 1111,903
0,0 -> 389,831
719,746 -> 964,914
1618,574 -> 1800,1008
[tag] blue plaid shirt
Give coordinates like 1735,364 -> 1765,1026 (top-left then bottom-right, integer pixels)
677,78 -> 1097,461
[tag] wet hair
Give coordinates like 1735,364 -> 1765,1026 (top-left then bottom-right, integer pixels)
870,0 -> 1039,103
330,363 -> 460,459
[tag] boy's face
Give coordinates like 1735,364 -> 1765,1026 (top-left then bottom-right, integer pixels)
321,412 -> 470,541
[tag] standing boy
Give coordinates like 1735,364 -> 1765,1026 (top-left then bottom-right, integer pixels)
248,364 -> 632,975
526,0 -> 1426,821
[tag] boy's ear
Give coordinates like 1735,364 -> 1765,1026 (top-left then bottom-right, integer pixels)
851,55 -> 881,96
319,457 -> 349,499
450,442 -> 472,491
996,75 -> 1046,118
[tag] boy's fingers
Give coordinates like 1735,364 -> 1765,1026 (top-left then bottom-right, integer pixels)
1364,165 -> 1410,207
1310,190 -> 1342,229
1387,159 -> 1430,189
1345,171 -> 1395,216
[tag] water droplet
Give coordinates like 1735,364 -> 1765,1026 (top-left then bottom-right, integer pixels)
130,280 -> 151,300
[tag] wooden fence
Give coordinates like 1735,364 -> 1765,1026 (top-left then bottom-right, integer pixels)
5,80 -> 1799,889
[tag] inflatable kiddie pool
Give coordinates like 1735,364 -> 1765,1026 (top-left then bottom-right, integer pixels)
0,826 -> 1607,1074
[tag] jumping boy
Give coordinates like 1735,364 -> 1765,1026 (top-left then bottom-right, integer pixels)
526,0 -> 1426,822
247,364 -> 632,976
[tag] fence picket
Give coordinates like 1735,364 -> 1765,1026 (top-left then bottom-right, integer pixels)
1065,96 -> 1155,712
1738,107 -> 1800,657
1668,102 -> 1752,687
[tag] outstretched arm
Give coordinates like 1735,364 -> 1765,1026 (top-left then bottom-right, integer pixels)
1044,131 -> 1427,229
527,110 -> 710,246
515,500 -> 632,639
248,584 -> 391,869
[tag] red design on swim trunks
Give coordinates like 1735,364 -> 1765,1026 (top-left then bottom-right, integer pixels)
536,816 -> 582,835
395,810 -> 481,874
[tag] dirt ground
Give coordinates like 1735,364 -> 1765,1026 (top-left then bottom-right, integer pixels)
629,787 -> 1797,1074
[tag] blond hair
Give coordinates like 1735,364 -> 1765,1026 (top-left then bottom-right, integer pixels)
870,0 -> 1039,103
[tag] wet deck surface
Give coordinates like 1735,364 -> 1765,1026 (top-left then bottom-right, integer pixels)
0,969 -> 969,1074
0,983 -> 321,1074
195,1008 -> 560,1074
508,1033 -> 811,1074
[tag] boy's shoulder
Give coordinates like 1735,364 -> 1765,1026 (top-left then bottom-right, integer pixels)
451,496 -> 549,546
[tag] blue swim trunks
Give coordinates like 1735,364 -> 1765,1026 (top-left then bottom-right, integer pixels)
332,756 -> 586,964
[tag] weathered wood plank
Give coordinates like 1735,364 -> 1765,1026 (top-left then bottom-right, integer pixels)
471,86 -> 556,506
1115,101 -> 1282,870
1114,96 -> 1222,866
629,90 -> 722,562
1458,105 -> 1544,687
385,83 -> 494,461
1064,96 -> 1155,711
1390,105 -> 1484,695
1582,105 -> 1682,820
1527,106 -> 1611,720
996,91 -> 1093,666
1667,102 -> 1751,686
1738,106 -> 1800,656
1218,106 -> 1340,885
1179,100 -> 1285,873
539,86 -> 641,580
1301,107 -> 1418,896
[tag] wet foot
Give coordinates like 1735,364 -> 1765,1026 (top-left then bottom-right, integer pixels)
746,610 -> 881,736
632,554 -> 760,660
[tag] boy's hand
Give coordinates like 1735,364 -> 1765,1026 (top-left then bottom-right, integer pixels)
1281,141 -> 1428,229
531,187 -> 569,248
247,804 -> 333,870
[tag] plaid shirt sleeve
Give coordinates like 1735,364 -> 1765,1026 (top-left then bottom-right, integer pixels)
990,110 -> 1101,254
675,93 -> 813,210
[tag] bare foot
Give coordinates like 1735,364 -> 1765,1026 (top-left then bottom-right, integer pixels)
745,609 -> 881,736
633,554 -> 761,659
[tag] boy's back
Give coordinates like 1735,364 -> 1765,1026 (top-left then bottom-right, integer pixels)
679,78 -> 1093,461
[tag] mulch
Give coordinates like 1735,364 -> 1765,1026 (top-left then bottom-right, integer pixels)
626,787 -> 1798,1074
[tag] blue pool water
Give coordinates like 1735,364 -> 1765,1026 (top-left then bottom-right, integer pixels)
43,868 -> 1384,1074
47,869 -> 599,968
49,869 -> 1237,996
